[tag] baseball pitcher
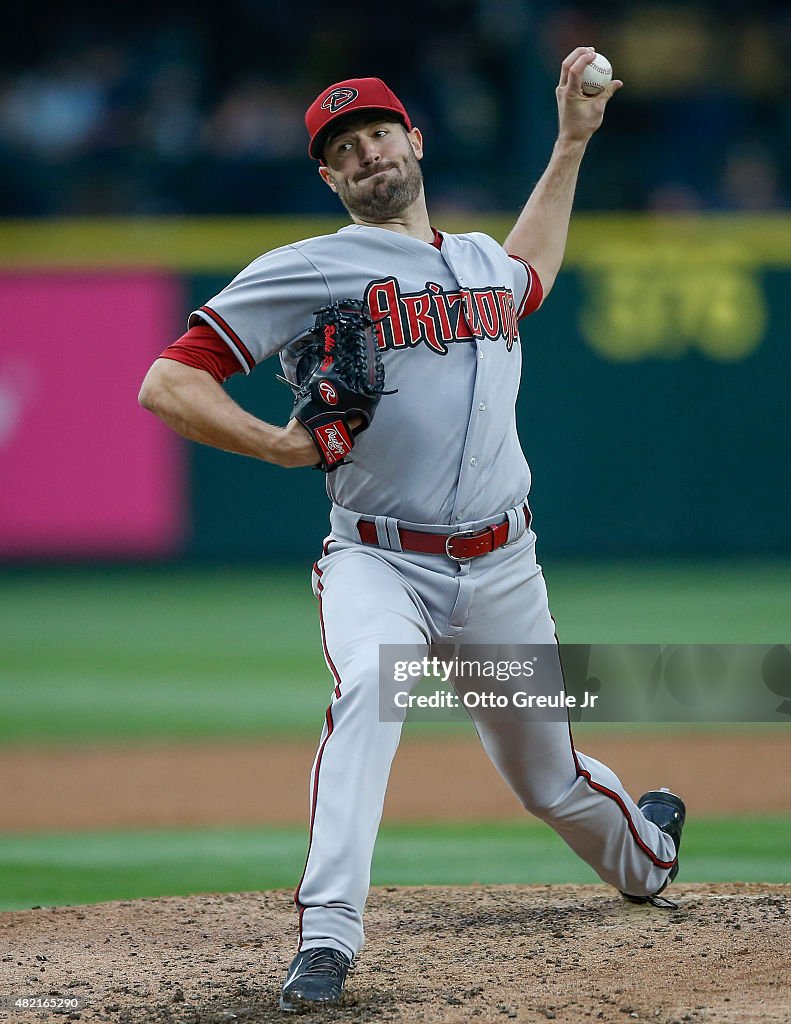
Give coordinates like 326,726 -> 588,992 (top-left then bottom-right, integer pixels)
139,48 -> 686,1012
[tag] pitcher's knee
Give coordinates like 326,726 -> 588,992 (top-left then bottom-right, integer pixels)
518,785 -> 572,820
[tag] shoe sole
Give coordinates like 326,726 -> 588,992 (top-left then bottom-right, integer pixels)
280,992 -> 342,1013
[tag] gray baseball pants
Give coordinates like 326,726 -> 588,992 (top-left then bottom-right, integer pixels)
295,510 -> 676,960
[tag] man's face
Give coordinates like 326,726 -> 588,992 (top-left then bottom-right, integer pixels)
319,117 -> 425,220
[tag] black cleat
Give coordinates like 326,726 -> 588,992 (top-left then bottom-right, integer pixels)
622,788 -> 686,907
279,946 -> 353,1012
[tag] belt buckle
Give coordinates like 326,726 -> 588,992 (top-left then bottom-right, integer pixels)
445,528 -> 480,562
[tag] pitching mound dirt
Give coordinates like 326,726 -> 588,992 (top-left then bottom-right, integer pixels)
1,884 -> 788,1023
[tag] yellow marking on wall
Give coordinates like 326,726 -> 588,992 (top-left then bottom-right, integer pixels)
581,260 -> 767,363
1,215 -> 789,271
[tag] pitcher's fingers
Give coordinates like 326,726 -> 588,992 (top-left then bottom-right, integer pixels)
566,48 -> 599,93
559,46 -> 596,87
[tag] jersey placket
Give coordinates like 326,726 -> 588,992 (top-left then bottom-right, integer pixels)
451,334 -> 494,523
439,247 -> 494,524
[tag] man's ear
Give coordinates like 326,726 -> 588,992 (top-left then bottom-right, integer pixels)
318,165 -> 338,193
407,127 -> 424,161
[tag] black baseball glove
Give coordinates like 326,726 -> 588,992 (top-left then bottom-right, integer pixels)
286,299 -> 389,472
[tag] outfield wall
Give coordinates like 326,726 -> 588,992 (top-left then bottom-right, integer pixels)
1,215 -> 788,560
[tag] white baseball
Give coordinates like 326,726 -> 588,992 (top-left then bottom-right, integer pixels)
581,53 -> 612,96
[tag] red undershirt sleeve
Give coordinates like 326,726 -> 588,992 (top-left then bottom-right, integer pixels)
159,325 -> 243,383
508,255 -> 544,319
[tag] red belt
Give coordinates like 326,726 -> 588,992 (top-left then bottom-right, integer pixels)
356,505 -> 530,562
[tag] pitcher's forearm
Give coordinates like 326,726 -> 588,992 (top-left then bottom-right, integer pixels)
138,359 -> 317,468
504,138 -> 587,298
504,45 -> 622,299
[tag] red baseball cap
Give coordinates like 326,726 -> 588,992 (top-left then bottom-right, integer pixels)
305,77 -> 412,160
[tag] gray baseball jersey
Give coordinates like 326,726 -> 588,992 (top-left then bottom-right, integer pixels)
192,225 -> 677,962
191,225 -> 536,524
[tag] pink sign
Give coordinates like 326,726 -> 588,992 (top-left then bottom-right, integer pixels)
0,272 -> 186,556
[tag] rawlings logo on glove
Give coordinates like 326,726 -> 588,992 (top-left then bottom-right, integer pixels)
318,381 -> 338,405
315,421 -> 354,463
285,299 -> 390,472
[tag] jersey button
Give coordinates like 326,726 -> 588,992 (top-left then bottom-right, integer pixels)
479,402 -> 486,411
469,457 -> 477,467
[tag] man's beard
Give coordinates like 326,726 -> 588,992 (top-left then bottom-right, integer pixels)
333,150 -> 424,220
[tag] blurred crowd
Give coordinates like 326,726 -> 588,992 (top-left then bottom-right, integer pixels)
1,0 -> 788,216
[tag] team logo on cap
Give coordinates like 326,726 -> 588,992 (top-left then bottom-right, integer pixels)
321,87 -> 359,113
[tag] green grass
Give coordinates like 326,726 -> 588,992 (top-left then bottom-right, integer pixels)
0,568 -> 330,742
0,562 -> 789,743
1,565 -> 785,912
0,817 -> 788,912
542,558 -> 791,644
